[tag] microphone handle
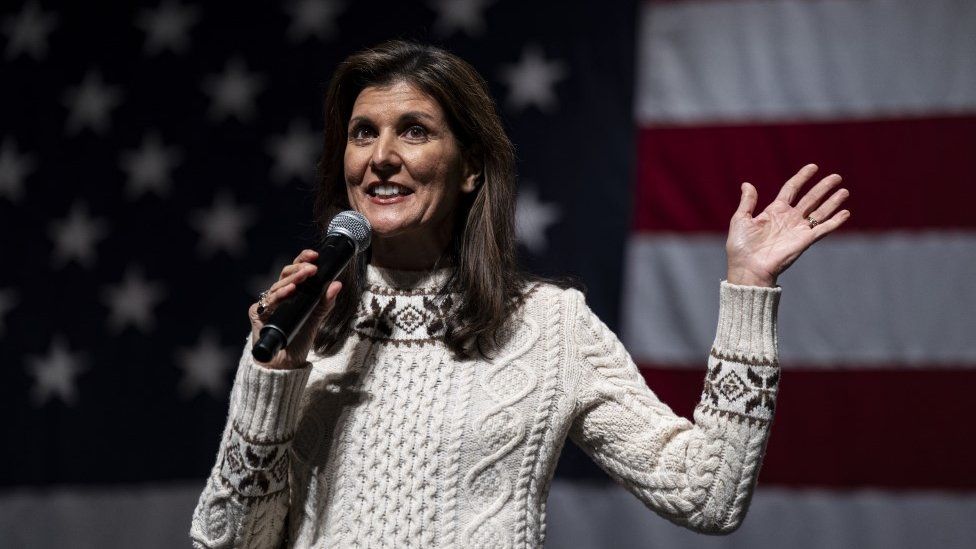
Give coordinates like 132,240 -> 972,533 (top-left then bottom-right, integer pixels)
252,234 -> 356,363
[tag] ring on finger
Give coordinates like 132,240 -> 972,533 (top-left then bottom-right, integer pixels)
257,289 -> 273,315
806,215 -> 820,229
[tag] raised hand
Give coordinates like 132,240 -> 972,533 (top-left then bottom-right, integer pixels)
248,249 -> 342,369
725,164 -> 851,287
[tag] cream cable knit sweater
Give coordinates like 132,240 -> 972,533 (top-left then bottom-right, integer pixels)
190,265 -> 782,548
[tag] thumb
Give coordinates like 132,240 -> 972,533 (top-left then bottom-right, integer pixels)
313,280 -> 343,316
288,280 -> 343,362
736,182 -> 758,217
325,280 -> 342,303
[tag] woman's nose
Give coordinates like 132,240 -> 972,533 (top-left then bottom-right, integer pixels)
370,131 -> 401,176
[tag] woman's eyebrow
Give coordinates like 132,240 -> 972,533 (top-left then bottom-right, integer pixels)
348,115 -> 372,127
348,111 -> 436,127
399,111 -> 436,122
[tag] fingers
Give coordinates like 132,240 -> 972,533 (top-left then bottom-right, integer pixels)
274,249 -> 319,290
270,263 -> 317,294
807,186 -> 850,223
735,182 -> 758,216
248,302 -> 264,324
278,262 -> 315,282
795,173 -> 843,217
293,249 -> 318,264
255,251 -> 321,320
258,282 -> 295,316
775,164 -> 819,205
812,209 -> 852,241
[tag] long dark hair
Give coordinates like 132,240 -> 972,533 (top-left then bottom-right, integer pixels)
312,40 -> 534,358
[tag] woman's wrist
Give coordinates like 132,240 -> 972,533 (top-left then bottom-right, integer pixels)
254,354 -> 305,371
256,361 -> 295,371
726,267 -> 776,287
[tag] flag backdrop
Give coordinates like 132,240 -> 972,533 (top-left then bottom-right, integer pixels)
2,1 -> 975,548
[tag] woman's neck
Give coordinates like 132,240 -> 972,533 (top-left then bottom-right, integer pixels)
370,227 -> 452,271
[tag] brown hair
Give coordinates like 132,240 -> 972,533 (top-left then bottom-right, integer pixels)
311,40 -> 533,358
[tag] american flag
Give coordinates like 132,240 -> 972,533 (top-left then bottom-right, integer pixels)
1,1 -> 974,547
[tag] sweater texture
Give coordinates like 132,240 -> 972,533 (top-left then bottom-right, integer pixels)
190,264 -> 782,548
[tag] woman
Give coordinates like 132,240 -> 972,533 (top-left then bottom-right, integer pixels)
191,41 -> 850,548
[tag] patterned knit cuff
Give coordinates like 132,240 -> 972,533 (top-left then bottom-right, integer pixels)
231,337 -> 311,442
713,280 -> 781,363
699,281 -> 782,425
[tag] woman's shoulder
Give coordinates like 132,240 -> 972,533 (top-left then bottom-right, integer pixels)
517,278 -> 589,319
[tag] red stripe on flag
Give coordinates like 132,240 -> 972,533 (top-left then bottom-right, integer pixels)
638,365 -> 976,490
634,116 -> 976,232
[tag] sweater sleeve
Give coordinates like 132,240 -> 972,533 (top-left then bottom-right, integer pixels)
190,335 -> 311,548
567,281 -> 781,534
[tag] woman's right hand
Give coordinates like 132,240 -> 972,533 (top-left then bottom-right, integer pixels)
248,249 -> 343,370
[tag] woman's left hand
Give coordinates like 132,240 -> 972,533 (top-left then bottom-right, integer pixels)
725,164 -> 851,287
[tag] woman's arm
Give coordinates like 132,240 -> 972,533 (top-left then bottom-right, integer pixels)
568,164 -> 847,532
567,282 -> 780,533
190,336 -> 310,549
190,250 -> 338,547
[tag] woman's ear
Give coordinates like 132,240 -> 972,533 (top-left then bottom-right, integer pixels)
461,170 -> 481,193
460,152 -> 482,194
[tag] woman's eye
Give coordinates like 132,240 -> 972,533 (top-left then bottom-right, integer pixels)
350,126 -> 375,140
404,125 -> 428,140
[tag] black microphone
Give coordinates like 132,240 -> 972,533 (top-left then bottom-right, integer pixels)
252,211 -> 372,363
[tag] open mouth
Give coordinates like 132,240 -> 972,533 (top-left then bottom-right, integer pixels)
366,182 -> 415,198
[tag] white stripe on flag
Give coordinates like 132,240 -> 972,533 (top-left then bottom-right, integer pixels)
545,482 -> 976,549
4,482 -> 975,549
621,232 -> 976,366
0,483 -> 200,549
637,0 -> 976,124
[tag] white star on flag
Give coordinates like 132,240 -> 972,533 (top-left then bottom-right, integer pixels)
0,137 -> 36,203
120,133 -> 182,198
49,201 -> 110,269
177,329 -> 235,399
429,0 -> 493,37
2,0 -> 57,61
102,265 -> 167,334
268,120 -> 319,185
26,336 -> 86,407
499,45 -> 568,113
0,287 -> 18,337
63,70 -> 123,135
190,190 -> 256,257
285,0 -> 344,42
136,0 -> 201,56
516,184 -> 561,254
203,58 -> 265,122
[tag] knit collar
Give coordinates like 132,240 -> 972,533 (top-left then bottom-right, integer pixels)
353,264 -> 456,346
364,264 -> 453,296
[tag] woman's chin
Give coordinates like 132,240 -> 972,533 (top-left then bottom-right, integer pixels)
364,217 -> 416,239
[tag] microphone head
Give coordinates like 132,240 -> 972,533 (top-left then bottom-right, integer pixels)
328,210 -> 372,253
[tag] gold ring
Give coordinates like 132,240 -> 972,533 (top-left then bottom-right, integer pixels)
806,216 -> 820,229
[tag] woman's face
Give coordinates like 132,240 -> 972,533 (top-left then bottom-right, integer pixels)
344,80 -> 478,245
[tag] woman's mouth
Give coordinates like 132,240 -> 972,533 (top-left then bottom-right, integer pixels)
366,182 -> 414,204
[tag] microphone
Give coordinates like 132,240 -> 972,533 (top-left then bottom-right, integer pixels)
251,210 -> 372,363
